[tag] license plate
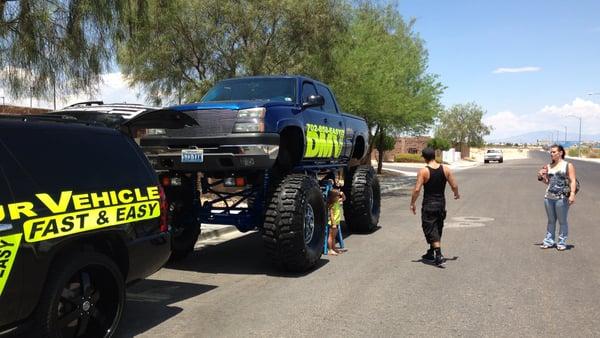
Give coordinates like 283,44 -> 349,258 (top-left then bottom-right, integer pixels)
181,149 -> 204,163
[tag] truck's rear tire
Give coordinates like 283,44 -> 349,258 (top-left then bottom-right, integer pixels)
262,174 -> 326,272
34,252 -> 125,338
343,165 -> 381,233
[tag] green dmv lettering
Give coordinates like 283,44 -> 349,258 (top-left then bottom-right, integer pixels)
304,124 -> 344,158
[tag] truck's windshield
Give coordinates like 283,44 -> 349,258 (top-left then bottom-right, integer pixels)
201,78 -> 296,102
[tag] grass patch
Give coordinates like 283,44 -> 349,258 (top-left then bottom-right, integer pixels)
394,154 -> 442,163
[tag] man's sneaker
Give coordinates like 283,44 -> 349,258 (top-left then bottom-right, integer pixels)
434,254 -> 445,267
540,243 -> 555,249
421,249 -> 435,262
556,244 -> 567,251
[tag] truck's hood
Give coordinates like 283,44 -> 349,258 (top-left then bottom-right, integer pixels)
168,100 -> 293,112
122,100 -> 293,137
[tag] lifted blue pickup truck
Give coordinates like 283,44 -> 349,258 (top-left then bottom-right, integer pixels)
125,76 -> 380,271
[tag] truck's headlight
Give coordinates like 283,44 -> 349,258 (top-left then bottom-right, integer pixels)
233,122 -> 264,132
234,107 -> 266,132
237,107 -> 265,118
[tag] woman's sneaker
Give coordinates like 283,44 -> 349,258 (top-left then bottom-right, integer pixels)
540,243 -> 555,249
556,244 -> 567,251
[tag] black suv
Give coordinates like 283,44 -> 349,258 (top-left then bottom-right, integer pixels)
0,115 -> 171,337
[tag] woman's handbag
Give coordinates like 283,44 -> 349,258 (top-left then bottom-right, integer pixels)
563,162 -> 580,196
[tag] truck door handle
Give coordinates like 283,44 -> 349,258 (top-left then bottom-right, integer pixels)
338,121 -> 343,127
323,118 -> 328,124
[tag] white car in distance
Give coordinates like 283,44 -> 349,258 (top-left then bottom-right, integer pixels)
484,149 -> 503,163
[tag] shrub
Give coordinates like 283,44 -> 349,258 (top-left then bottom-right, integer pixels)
394,153 -> 422,162
568,148 -> 579,157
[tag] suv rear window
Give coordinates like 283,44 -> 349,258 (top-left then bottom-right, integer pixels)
0,121 -> 154,198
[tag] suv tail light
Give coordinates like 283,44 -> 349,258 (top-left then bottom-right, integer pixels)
158,185 -> 168,232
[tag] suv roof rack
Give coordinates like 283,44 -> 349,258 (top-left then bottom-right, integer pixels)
64,101 -> 105,108
0,114 -> 104,126
56,101 -> 158,119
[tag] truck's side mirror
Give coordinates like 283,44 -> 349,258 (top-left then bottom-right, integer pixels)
302,95 -> 325,109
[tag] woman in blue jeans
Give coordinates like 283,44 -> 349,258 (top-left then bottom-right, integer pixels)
537,144 -> 577,251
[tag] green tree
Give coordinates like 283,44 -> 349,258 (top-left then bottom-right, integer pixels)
116,0 -> 347,104
329,3 -> 444,173
373,132 -> 396,173
0,0 -> 124,104
427,137 -> 451,151
434,102 -> 492,152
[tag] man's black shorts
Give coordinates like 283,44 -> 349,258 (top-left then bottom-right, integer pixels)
421,201 -> 446,243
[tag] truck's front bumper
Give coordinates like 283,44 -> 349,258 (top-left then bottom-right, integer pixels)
139,133 -> 280,172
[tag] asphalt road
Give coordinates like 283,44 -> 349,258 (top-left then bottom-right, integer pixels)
116,152 -> 600,337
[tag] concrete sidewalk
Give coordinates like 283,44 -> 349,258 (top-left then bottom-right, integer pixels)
379,159 -> 480,175
566,155 -> 600,164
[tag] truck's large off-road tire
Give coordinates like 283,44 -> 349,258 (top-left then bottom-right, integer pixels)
262,174 -> 326,272
34,252 -> 125,338
343,165 -> 381,233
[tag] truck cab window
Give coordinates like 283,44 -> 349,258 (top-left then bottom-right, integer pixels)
302,82 -> 318,104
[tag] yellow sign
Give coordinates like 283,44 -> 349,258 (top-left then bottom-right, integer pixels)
23,201 -> 160,242
304,123 -> 344,158
0,186 -> 161,243
0,233 -> 22,296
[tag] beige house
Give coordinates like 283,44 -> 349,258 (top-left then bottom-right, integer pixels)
0,105 -> 51,115
373,136 -> 430,161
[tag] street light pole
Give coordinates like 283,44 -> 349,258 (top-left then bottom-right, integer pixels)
567,115 -> 582,157
578,116 -> 581,157
563,125 -> 567,144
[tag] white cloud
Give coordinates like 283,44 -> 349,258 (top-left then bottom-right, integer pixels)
1,72 -> 146,110
484,98 -> 600,140
492,66 -> 542,74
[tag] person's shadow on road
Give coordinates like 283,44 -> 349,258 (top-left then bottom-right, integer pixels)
411,256 -> 459,268
533,243 -> 576,251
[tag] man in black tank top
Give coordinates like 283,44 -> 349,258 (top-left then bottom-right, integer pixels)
410,147 -> 460,267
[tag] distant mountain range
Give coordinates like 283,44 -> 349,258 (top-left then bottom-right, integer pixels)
488,130 -> 600,144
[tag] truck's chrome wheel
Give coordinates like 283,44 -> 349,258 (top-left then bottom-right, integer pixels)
304,203 -> 315,244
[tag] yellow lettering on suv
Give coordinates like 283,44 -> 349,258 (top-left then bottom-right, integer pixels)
0,233 -> 22,296
0,186 -> 161,243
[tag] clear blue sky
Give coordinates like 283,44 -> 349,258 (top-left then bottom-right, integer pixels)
398,0 -> 600,140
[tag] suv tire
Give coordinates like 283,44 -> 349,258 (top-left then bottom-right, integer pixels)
262,174 -> 326,272
343,165 -> 381,233
34,252 -> 125,338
